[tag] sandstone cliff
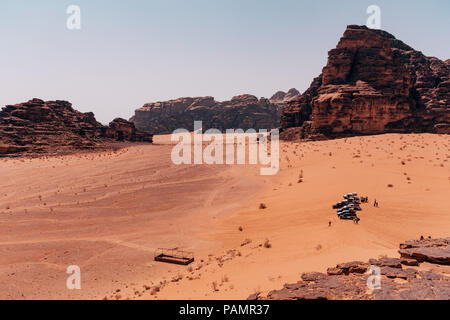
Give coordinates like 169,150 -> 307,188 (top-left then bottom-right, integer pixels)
0,99 -> 152,156
131,94 -> 282,134
281,25 -> 449,140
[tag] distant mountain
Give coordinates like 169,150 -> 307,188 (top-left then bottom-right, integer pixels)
281,25 -> 449,140
270,88 -> 300,104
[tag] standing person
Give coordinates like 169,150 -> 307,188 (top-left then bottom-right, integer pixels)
328,221 -> 332,227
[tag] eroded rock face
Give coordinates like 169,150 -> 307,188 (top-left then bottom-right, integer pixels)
0,99 -> 152,156
281,25 -> 449,140
131,94 -> 281,134
250,237 -> 450,300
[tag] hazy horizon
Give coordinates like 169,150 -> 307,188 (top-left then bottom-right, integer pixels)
1,0 -> 449,124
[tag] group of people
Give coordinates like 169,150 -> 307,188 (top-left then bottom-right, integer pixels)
352,195 -> 379,207
373,198 -> 379,207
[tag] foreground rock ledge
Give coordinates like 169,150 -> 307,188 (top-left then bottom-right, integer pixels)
249,238 -> 450,300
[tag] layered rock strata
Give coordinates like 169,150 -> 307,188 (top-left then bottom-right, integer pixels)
281,25 -> 449,140
131,94 -> 281,134
0,99 -> 152,156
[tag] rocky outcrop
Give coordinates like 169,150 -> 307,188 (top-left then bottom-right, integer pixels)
0,99 -> 152,156
106,118 -> 153,142
399,237 -> 450,265
250,237 -> 450,300
131,94 -> 281,134
281,25 -> 449,140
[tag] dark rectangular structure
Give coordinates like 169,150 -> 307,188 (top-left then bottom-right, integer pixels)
154,248 -> 194,265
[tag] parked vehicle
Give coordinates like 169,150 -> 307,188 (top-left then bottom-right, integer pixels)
333,201 -> 345,209
334,192 -> 364,221
341,214 -> 356,219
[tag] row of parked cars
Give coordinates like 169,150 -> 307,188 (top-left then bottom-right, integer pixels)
332,193 -> 363,220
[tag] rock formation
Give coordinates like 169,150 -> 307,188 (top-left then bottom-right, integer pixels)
0,99 -> 152,156
269,88 -> 300,106
249,237 -> 450,300
281,25 -> 449,140
399,237 -> 450,265
131,94 -> 281,134
106,118 -> 153,142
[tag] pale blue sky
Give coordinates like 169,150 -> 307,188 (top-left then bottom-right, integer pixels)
1,0 -> 449,123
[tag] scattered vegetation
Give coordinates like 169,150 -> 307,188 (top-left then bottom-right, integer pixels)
263,238 -> 272,249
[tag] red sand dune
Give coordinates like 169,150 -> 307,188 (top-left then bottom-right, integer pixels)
0,133 -> 449,299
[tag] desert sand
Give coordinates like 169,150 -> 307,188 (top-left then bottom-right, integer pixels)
0,133 -> 449,300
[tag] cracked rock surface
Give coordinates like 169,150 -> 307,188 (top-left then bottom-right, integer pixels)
250,238 -> 450,300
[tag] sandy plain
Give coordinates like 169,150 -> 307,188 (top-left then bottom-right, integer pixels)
0,133 -> 449,299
